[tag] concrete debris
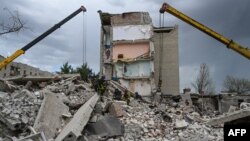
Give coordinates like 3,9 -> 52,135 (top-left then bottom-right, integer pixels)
33,91 -> 69,139
175,119 -> 188,129
228,105 -> 238,113
83,87 -> 224,141
0,89 -> 42,131
85,115 -> 124,139
24,81 -> 33,90
3,76 -> 54,84
240,102 -> 250,109
207,108 -> 250,126
55,94 -> 99,141
180,93 -> 193,107
0,73 -> 244,141
0,79 -> 18,92
0,92 -> 8,102
129,99 -> 141,107
108,80 -> 134,96
0,75 -> 95,139
108,102 -> 125,117
13,132 -> 47,141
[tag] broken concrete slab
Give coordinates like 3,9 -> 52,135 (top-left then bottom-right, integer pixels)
24,81 -> 33,90
85,115 -> 124,139
0,113 -> 22,131
59,73 -> 81,79
0,92 -> 8,102
240,102 -> 250,109
0,79 -> 17,92
13,89 -> 36,99
180,93 -> 193,107
109,80 -> 134,95
175,119 -> 188,129
15,132 -> 47,141
207,109 -> 250,126
4,76 -> 54,84
55,93 -> 99,141
38,82 -> 48,88
108,102 -> 125,117
228,105 -> 237,113
33,91 -> 69,139
184,114 -> 194,124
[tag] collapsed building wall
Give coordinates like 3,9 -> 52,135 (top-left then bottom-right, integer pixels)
0,55 -> 53,78
218,94 -> 250,113
191,94 -> 219,114
99,11 -> 179,96
190,93 -> 250,114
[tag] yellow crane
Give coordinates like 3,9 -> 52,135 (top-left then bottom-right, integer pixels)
0,6 -> 86,70
160,3 -> 250,60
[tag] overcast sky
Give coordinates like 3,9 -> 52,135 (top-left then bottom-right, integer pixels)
1,0 -> 250,93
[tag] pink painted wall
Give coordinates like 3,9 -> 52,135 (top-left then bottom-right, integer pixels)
112,43 -> 150,60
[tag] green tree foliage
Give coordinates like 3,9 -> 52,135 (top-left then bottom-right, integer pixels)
76,63 -> 93,81
59,62 -> 94,81
60,62 -> 73,74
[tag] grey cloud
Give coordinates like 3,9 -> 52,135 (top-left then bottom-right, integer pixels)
106,0 -> 126,7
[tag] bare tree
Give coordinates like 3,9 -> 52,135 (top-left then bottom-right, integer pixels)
0,8 -> 27,36
223,75 -> 250,94
192,63 -> 215,95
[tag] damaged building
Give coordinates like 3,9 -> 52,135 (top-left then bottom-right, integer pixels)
191,93 -> 250,114
0,55 -> 53,78
99,11 -> 179,96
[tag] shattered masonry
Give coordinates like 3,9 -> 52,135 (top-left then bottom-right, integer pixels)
99,11 -> 180,96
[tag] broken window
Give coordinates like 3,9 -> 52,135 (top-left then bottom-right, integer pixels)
238,99 -> 244,107
10,66 -> 15,71
105,49 -> 111,59
118,54 -> 123,59
124,65 -> 127,73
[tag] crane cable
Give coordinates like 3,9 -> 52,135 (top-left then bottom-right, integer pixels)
158,12 -> 164,91
82,12 -> 87,65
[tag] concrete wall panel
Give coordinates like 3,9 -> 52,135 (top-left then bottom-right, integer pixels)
113,25 -> 152,41
111,12 -> 152,26
113,43 -> 149,60
154,26 -> 179,95
120,79 -> 151,96
124,61 -> 151,77
114,61 -> 151,78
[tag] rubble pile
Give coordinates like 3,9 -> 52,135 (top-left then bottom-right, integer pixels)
0,90 -> 42,131
1,75 -> 248,141
0,75 -> 95,140
46,77 -> 95,113
78,83 -> 225,141
109,101 -> 223,141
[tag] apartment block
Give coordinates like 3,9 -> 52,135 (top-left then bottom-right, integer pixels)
0,55 -> 53,78
99,11 -> 179,96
